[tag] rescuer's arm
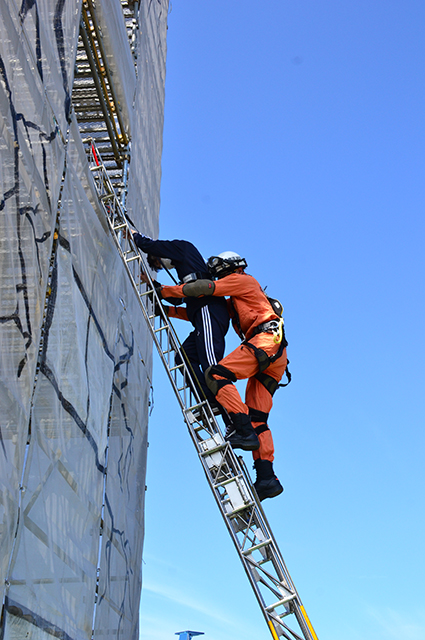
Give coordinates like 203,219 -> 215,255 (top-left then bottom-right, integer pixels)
166,306 -> 189,321
161,280 -> 215,298
210,273 -> 254,297
161,283 -> 185,298
161,273 -> 251,299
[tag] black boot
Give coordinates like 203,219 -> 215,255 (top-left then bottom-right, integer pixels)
254,459 -> 284,501
225,413 -> 260,451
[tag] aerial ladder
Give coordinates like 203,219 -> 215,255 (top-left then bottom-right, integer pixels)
87,140 -> 319,640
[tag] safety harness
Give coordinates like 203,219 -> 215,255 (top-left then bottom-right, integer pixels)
204,291 -> 291,439
243,325 -> 291,396
205,298 -> 291,402
229,296 -> 291,396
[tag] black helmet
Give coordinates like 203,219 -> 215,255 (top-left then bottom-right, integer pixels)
207,251 -> 247,278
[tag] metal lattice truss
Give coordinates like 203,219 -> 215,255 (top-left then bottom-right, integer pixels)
72,0 -> 136,190
87,140 -> 319,640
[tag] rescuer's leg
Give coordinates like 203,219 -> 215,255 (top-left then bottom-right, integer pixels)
223,412 -> 259,451
205,343 -> 261,451
245,348 -> 288,500
246,376 -> 276,462
246,379 -> 283,500
253,459 -> 284,501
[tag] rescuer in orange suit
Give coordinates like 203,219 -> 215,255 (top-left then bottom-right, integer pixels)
160,251 -> 289,501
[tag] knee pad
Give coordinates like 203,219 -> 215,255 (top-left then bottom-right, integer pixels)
205,364 -> 237,396
182,279 -> 215,297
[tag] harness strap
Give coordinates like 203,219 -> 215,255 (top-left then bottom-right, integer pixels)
250,319 -> 280,338
249,407 -> 269,423
254,372 -> 280,396
254,423 -> 270,436
243,335 -> 287,374
243,341 -> 271,373
255,363 -> 292,394
229,297 -> 245,340
280,361 -> 292,387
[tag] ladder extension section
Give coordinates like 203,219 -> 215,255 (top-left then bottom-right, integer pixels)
87,141 -> 319,640
72,1 -> 136,191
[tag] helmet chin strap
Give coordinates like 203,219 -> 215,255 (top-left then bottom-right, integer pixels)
159,258 -> 179,284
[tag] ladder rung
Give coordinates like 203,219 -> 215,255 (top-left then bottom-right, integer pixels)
265,593 -> 297,612
225,502 -> 255,517
194,423 -> 212,432
242,538 -> 273,555
186,402 -> 207,412
190,405 -> 221,419
169,364 -> 184,372
154,324 -> 169,333
214,474 -> 244,489
190,404 -> 212,414
125,255 -> 139,263
200,443 -> 226,456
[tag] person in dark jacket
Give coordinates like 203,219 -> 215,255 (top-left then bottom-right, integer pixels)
132,233 -> 230,406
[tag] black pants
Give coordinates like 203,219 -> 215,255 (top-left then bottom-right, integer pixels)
178,303 -> 229,404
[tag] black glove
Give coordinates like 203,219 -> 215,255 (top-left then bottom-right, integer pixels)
155,303 -> 169,318
147,282 -> 163,314
152,280 -> 163,299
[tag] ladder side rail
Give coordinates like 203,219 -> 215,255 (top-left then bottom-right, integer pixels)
222,460 -> 297,592
194,450 -> 287,629
237,459 -> 320,640
214,497 -> 303,640
194,438 -> 306,637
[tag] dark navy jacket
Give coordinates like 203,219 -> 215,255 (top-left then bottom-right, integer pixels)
133,234 -> 228,324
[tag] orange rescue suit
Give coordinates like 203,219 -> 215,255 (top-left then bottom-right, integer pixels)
162,273 -> 288,462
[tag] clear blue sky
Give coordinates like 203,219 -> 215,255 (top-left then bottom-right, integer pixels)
139,2 -> 425,639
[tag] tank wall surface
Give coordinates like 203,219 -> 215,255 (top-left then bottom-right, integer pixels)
0,2 -> 168,638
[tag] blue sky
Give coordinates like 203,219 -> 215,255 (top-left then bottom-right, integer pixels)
139,2 -> 425,639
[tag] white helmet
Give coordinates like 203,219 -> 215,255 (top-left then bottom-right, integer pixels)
207,251 -> 247,278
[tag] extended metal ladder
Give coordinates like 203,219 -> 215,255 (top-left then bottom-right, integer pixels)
72,0 -> 137,192
87,141 -> 319,640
